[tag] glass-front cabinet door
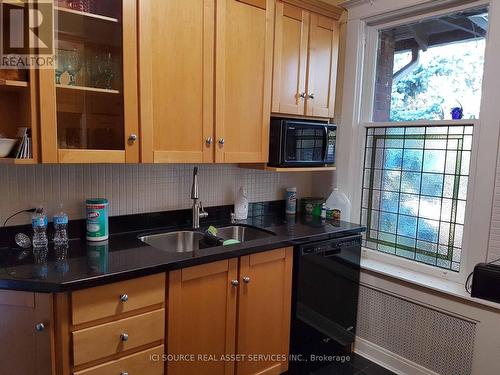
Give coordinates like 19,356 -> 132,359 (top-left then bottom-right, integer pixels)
39,0 -> 138,163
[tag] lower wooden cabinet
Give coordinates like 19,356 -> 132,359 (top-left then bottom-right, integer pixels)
73,345 -> 164,375
72,309 -> 165,366
168,258 -> 239,375
53,274 -> 166,375
167,247 -> 293,375
0,291 -> 53,375
236,248 -> 293,375
0,248 -> 294,375
71,273 -> 165,325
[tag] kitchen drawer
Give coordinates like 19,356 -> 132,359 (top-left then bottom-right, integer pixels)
72,273 -> 165,325
72,309 -> 165,366
73,345 -> 164,375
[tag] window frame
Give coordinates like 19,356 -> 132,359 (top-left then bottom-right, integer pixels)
360,120 -> 479,282
344,0 -> 491,284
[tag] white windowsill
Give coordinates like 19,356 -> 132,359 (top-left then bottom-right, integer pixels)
360,255 -> 500,312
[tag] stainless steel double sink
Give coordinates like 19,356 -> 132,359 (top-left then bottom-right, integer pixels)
139,225 -> 275,253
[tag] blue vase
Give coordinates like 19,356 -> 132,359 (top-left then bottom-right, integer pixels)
451,107 -> 464,120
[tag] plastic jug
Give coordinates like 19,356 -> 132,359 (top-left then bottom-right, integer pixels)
326,188 -> 351,221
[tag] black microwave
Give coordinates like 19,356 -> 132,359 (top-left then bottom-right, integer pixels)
268,118 -> 336,167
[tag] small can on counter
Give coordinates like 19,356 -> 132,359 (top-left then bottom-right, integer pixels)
86,198 -> 109,241
300,197 -> 325,217
286,187 -> 297,215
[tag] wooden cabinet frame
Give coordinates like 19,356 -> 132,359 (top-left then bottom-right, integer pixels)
28,0 -> 343,165
306,13 -> 339,118
138,0 -> 215,164
236,247 -> 293,375
272,2 -> 310,115
168,259 -> 238,375
215,0 -> 275,163
167,248 -> 293,375
0,291 -> 54,375
272,1 -> 340,119
38,0 -> 139,164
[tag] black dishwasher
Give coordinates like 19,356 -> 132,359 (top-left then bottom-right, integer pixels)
289,234 -> 362,374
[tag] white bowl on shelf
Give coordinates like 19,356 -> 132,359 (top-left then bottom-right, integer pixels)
0,138 -> 18,158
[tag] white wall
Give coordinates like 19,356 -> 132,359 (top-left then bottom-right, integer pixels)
0,164 -> 314,226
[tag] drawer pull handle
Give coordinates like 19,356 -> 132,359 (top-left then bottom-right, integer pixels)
120,294 -> 129,302
121,372 -> 129,375
120,333 -> 129,342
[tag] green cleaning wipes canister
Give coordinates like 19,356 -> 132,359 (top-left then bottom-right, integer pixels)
86,198 -> 109,241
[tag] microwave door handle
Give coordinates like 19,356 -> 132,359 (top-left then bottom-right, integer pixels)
323,126 -> 329,162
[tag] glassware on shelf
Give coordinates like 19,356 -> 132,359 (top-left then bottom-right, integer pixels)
55,49 -> 67,85
86,51 -> 102,88
64,49 -> 82,86
67,0 -> 96,13
101,52 -> 115,90
86,50 -> 115,90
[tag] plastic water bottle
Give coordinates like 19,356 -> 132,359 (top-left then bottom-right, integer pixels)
53,206 -> 69,247
32,211 -> 48,249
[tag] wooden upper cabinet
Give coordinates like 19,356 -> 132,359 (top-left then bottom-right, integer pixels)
272,3 -> 339,119
39,0 -> 139,163
272,2 -> 309,115
306,13 -> 339,118
0,291 -> 53,375
139,0 -> 215,163
215,0 -> 275,163
236,247 -> 293,375
167,259 -> 238,375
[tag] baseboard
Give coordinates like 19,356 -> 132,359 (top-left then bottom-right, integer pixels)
354,336 -> 440,375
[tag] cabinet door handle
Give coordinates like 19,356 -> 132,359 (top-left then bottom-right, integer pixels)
128,134 -> 138,144
120,333 -> 129,342
120,294 -> 129,302
308,93 -> 315,99
206,137 -> 213,145
242,276 -> 251,284
298,92 -> 306,99
218,138 -> 225,145
35,323 -> 45,332
231,279 -> 239,287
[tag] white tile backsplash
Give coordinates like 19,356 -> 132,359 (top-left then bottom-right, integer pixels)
0,164 -> 313,226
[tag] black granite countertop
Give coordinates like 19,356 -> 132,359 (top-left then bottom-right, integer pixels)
0,202 -> 364,293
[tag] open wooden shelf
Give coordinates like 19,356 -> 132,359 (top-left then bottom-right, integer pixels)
0,158 -> 36,165
0,79 -> 29,88
55,6 -> 119,23
56,84 -> 120,95
239,164 -> 336,172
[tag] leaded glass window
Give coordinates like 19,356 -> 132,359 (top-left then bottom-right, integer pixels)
361,125 -> 473,271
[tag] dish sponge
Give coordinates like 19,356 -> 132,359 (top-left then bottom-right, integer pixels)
223,239 -> 241,246
206,226 -> 218,236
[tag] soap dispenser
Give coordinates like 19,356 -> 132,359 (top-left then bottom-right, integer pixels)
234,187 -> 249,220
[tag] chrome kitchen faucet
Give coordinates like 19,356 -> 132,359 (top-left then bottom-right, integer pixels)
191,167 -> 208,229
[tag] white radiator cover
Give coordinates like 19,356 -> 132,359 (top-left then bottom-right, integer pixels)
357,285 -> 476,375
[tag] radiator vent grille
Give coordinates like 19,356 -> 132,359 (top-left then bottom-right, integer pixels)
357,286 -> 476,375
